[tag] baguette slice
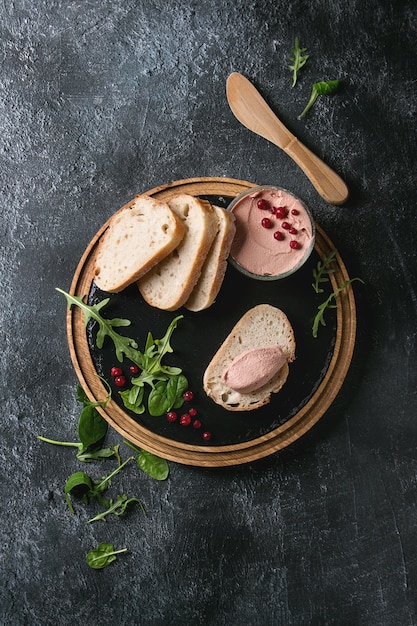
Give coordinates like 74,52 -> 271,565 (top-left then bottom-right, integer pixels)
93,195 -> 186,293
185,206 -> 236,312
137,194 -> 218,311
203,304 -> 296,411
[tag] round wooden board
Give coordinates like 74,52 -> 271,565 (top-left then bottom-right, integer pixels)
66,177 -> 357,467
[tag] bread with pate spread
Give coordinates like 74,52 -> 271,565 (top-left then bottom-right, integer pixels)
185,205 -> 236,312
137,194 -> 218,311
93,194 -> 186,293
203,304 -> 296,411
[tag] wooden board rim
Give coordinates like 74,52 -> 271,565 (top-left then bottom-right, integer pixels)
66,177 -> 357,467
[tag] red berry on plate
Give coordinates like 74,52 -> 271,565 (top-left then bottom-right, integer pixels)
273,231 -> 285,241
110,366 -> 123,377
114,375 -> 126,387
180,413 -> 191,426
189,407 -> 197,417
290,240 -> 299,249
129,365 -> 139,375
183,390 -> 194,402
202,431 -> 212,441
192,419 -> 202,429
167,411 -> 178,422
261,217 -> 272,229
257,198 -> 270,211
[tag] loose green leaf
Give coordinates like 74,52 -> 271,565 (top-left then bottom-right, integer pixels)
289,36 -> 309,87
86,494 -> 145,523
64,471 -> 94,512
312,277 -> 364,337
298,79 -> 339,119
86,542 -> 127,569
148,380 -> 171,416
124,440 -> 169,481
312,249 -> 338,294
78,404 -> 108,449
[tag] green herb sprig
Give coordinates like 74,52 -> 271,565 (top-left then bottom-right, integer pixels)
289,36 -> 309,87
312,276 -> 364,338
312,249 -> 338,294
298,80 -> 339,119
86,543 -> 127,569
56,288 -> 187,416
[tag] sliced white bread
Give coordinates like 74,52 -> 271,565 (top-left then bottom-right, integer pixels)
137,194 -> 219,311
203,304 -> 296,411
185,206 -> 236,312
93,195 -> 186,293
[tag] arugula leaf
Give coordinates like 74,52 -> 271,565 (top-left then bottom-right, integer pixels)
312,249 -> 337,294
86,543 -> 127,569
86,494 -> 145,523
289,36 -> 309,87
56,289 -> 188,417
298,80 -> 339,119
312,277 -> 364,338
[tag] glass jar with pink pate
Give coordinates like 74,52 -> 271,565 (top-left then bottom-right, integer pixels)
227,186 -> 315,280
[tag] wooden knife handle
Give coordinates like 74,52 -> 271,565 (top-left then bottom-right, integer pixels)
284,137 -> 349,205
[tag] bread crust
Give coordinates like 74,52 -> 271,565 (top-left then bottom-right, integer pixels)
203,304 -> 296,411
185,206 -> 236,312
137,194 -> 219,311
93,195 -> 185,293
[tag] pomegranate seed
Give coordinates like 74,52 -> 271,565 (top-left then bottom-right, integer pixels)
202,431 -> 212,441
192,419 -> 202,429
257,198 -> 270,211
167,411 -> 178,422
290,240 -> 300,249
183,390 -> 194,402
274,206 -> 288,219
291,208 -> 299,215
274,231 -> 285,241
114,375 -> 126,387
289,227 -> 298,235
110,367 -> 123,377
180,413 -> 191,426
281,221 -> 290,230
189,408 -> 197,417
129,365 -> 139,375
261,217 -> 272,229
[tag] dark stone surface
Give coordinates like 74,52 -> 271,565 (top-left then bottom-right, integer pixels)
1,1 -> 416,624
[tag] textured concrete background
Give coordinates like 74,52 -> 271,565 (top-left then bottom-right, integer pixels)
1,0 -> 417,624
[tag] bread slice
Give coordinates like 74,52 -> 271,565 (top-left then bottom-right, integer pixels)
185,206 -> 236,312
137,194 -> 218,311
203,304 -> 296,411
93,195 -> 186,293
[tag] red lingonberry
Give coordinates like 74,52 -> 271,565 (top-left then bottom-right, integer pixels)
257,198 -> 270,211
290,240 -> 299,249
114,375 -> 126,387
129,365 -> 139,375
291,208 -> 299,215
192,419 -> 202,429
189,407 -> 197,417
261,217 -> 272,229
281,221 -> 290,230
274,231 -> 285,241
110,367 -> 123,377
180,413 -> 191,426
167,411 -> 178,422
289,227 -> 298,235
183,390 -> 194,402
202,431 -> 212,441
274,206 -> 288,219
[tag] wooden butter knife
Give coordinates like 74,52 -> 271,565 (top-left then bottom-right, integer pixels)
226,72 -> 349,205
